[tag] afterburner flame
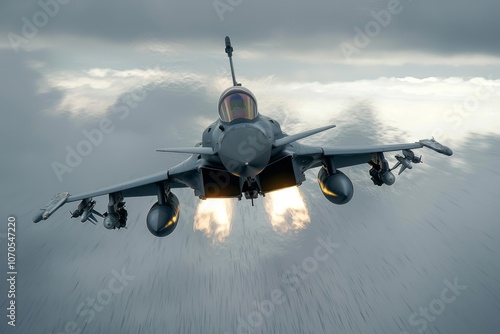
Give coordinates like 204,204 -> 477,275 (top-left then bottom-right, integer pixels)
194,199 -> 233,243
264,187 -> 311,233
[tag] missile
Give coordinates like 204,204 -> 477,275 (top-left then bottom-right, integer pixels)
81,204 -> 94,222
391,149 -> 422,175
80,200 -> 99,223
395,155 -> 412,175
419,138 -> 453,156
69,198 -> 102,224
33,192 -> 70,223
70,209 -> 82,218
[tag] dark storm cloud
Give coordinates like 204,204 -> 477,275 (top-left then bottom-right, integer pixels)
2,0 -> 500,56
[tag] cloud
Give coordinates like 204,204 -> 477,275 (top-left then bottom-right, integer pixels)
28,53 -> 500,148
34,65 -> 206,116
2,0 -> 500,58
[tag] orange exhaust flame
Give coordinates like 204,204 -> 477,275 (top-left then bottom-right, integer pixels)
194,199 -> 233,243
264,187 -> 311,233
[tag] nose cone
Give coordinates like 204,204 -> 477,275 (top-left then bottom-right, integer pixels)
33,209 -> 44,223
218,126 -> 272,177
443,146 -> 453,156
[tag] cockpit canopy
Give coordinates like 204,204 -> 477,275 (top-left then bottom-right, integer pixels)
218,87 -> 258,123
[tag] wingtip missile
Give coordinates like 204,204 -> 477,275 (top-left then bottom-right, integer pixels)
419,138 -> 453,156
33,192 -> 70,223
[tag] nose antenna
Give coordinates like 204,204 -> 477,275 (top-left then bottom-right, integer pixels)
225,36 -> 240,86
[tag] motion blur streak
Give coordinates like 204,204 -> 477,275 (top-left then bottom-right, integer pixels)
264,187 -> 311,233
193,198 -> 233,243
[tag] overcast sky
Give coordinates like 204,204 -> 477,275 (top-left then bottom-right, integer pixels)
2,0 -> 500,78
1,1 -> 500,334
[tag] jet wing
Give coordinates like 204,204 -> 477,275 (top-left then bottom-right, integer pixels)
34,159 -> 198,223
67,170 -> 172,203
295,138 -> 453,169
320,139 -> 452,169
322,142 -> 423,169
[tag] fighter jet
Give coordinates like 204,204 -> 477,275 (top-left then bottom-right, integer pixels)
33,37 -> 453,237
